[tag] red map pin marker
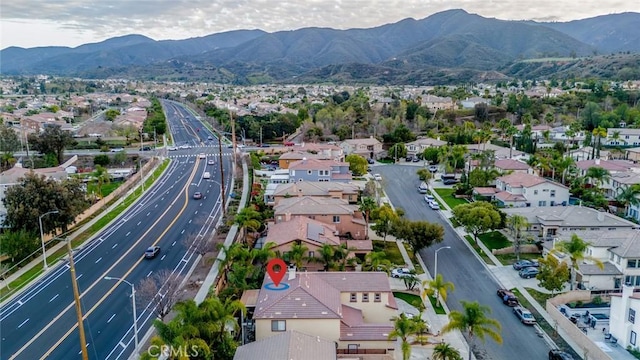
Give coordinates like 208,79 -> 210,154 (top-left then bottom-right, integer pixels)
266,258 -> 287,287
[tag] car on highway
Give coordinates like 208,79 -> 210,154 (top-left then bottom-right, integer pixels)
373,174 -> 382,181
391,268 -> 413,278
203,171 -> 211,179
497,288 -> 519,306
167,146 -> 178,151
208,159 -> 215,165
208,136 -> 214,140
513,259 -> 539,270
513,306 -> 536,325
549,349 -> 575,360
144,246 -> 160,259
519,267 -> 540,279
193,192 -> 203,200
198,153 -> 206,159
110,147 -> 124,152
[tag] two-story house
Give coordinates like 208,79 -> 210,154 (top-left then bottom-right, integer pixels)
265,182 -> 360,207
405,138 -> 446,157
493,159 -> 534,175
250,271 -> 397,356
234,330 -> 337,360
575,159 -> 640,198
493,173 -> 569,207
610,285 -> 640,350
502,206 -> 638,240
278,144 -> 344,169
339,137 -> 384,160
422,95 -> 454,113
569,147 -> 611,162
605,128 -> 640,147
288,159 -> 352,183
273,197 -> 368,241
464,143 -> 527,161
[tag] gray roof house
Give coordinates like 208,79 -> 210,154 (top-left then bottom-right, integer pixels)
288,158 -> 352,183
234,330 -> 336,360
405,137 -> 446,156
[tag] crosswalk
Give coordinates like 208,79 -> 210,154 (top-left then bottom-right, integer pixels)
168,153 -> 232,159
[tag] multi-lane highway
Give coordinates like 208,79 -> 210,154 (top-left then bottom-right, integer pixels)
374,165 -> 551,360
0,101 -> 233,360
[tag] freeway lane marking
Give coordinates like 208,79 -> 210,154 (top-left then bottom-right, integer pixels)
17,318 -> 29,328
76,274 -> 83,280
137,221 -> 141,226
10,160 -> 198,360
107,314 -> 116,323
172,241 -> 176,247
147,271 -> 153,278
126,231 -> 131,236
112,243 -> 118,249
180,229 -> 185,234
147,211 -> 151,216
160,255 -> 166,261
95,257 -> 102,264
49,294 -> 59,303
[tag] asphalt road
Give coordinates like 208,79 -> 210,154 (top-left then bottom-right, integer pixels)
0,101 -> 233,360
374,164 -> 550,360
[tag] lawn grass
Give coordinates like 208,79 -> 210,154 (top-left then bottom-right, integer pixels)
87,180 -> 124,197
425,292 -> 447,315
373,240 -> 405,266
525,287 -> 556,307
495,252 -> 542,265
393,291 -> 446,315
403,243 -> 424,275
464,235 -> 493,265
477,231 -> 510,250
0,159 -> 170,301
433,188 -> 468,209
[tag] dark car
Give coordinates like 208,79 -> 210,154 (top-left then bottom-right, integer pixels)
443,178 -> 459,185
519,267 -> 540,279
513,306 -> 536,325
139,146 -> 152,151
497,289 -> 519,306
367,158 -> 375,164
549,349 -> 575,360
513,259 -> 540,270
144,246 -> 160,259
406,156 -> 413,162
193,192 -> 203,200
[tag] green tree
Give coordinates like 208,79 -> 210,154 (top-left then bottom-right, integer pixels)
422,274 -> 455,307
288,242 -> 309,269
0,123 -> 20,153
345,154 -> 368,176
363,251 -> 392,273
442,301 -> 502,360
315,244 -> 336,271
27,124 -> 76,165
388,313 -> 415,360
93,154 -> 110,167
416,168 -> 433,182
334,243 -> 357,270
234,207 -> 262,244
92,165 -> 111,198
432,342 -> 463,360
391,218 -> 444,253
616,185 -> 640,216
536,255 -> 570,295
389,142 -> 407,162
104,108 -> 120,121
359,196 -> 377,239
452,202 -> 502,244
507,214 -> 529,261
584,166 -> 611,190
371,204 -> 399,241
0,229 -> 39,262
553,234 -> 604,290
422,147 -> 440,164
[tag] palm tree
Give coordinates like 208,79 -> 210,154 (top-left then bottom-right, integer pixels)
441,300 -> 502,360
388,313 -> 415,360
616,185 -> 640,217
288,242 -> 309,269
92,165 -> 111,198
315,244 -> 336,271
234,207 -> 262,244
507,214 -> 529,260
432,342 -> 463,360
363,251 -> 392,273
359,196 -> 377,239
497,119 -> 511,141
553,234 -> 604,290
584,166 -> 611,191
422,274 -> 455,307
334,243 -> 357,270
591,126 -> 607,158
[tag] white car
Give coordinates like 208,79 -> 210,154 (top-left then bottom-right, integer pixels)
424,195 -> 435,202
391,268 -> 413,278
167,146 -> 178,151
198,153 -> 206,159
207,159 -> 215,165
429,201 -> 440,210
373,174 -> 382,181
203,171 -> 211,179
110,147 -> 124,152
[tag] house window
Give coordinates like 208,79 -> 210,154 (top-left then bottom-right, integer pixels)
632,331 -> 637,346
534,190 -> 538,195
610,252 -> 615,261
374,293 -> 381,302
271,320 -> 286,331
308,251 -> 315,258
362,293 -> 369,302
538,201 -> 546,206
550,190 -> 556,198
350,293 -> 357,302
333,215 -> 340,223
629,259 -> 639,268
630,309 -> 636,324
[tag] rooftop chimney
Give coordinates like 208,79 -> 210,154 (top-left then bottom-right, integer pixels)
597,211 -> 605,222
595,158 -> 600,165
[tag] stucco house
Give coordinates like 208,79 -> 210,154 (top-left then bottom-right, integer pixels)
493,173 -> 570,207
464,143 -> 527,161
278,144 -> 344,169
493,159 -> 534,175
575,159 -> 640,198
609,285 -> 640,350
265,182 -> 360,206
273,197 -> 367,240
234,330 -> 337,360
250,271 -> 397,356
405,138 -> 446,157
339,137 -> 384,160
288,159 -> 352,183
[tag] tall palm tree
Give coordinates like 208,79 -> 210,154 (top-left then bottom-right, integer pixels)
334,243 -> 357,270
359,196 -> 377,239
92,165 -> 111,198
388,313 -> 415,360
497,119 -> 511,141
507,214 -> 529,260
234,207 -> 262,244
441,300 -> 502,360
363,251 -> 392,273
422,274 -> 455,307
616,184 -> 640,217
592,126 -> 607,159
289,242 -> 309,269
553,234 -> 604,290
584,166 -> 611,191
315,244 -> 336,271
432,342 -> 463,360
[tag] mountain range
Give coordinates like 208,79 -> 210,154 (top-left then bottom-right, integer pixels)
2,9 -> 639,85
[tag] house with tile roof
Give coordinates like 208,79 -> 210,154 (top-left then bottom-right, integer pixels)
575,158 -> 640,198
569,146 -> 611,162
278,144 -> 344,169
249,271 -> 396,356
288,159 -> 352,183
492,173 -> 569,207
493,159 -> 534,175
274,197 -> 368,240
339,137 -> 384,160
233,330 -> 337,360
464,143 -> 527,161
266,182 -> 360,206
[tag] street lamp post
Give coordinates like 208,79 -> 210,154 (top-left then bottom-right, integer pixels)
434,246 -> 452,281
104,276 -> 139,352
38,210 -> 59,270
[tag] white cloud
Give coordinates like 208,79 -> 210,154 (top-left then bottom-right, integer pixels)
1,0 -> 637,49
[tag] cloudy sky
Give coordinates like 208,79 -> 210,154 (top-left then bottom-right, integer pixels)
1,0 -> 637,49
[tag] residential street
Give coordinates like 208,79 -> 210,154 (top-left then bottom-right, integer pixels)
374,164 -> 551,360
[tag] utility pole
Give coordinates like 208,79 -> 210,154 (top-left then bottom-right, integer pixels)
67,238 -> 89,360
139,128 -> 145,191
230,109 -> 237,174
260,126 -> 263,146
217,134 -> 227,217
